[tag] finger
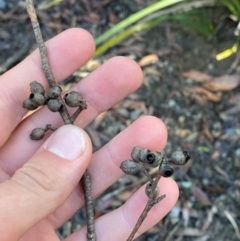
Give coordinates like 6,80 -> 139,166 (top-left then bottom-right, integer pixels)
47,116 -> 167,228
65,178 -> 179,241
0,125 -> 92,241
0,57 -> 143,176
0,28 -> 95,146
89,116 -> 168,197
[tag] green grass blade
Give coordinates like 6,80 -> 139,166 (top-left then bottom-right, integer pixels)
38,0 -> 64,10
95,0 -> 184,46
94,28 -> 134,57
220,0 -> 239,18
94,17 -> 168,57
232,0 -> 240,17
172,14 -> 212,36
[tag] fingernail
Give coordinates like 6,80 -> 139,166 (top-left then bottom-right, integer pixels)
44,125 -> 87,161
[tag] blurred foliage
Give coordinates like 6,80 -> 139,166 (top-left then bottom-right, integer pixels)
95,0 -> 184,47
216,0 -> 240,60
220,0 -> 240,19
95,0 -> 240,58
94,16 -> 169,57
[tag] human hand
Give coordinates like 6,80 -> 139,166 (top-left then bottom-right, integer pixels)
0,28 -> 179,241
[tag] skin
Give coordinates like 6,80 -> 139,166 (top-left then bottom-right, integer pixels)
0,28 -> 179,241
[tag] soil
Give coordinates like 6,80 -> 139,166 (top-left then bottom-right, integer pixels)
1,1 -> 240,241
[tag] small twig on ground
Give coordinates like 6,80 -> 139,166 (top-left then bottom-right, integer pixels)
121,147 -> 190,241
24,1 -> 96,240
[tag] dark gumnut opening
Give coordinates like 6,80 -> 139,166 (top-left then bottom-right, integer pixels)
164,169 -> 174,177
29,93 -> 34,99
146,153 -> 155,164
183,151 -> 190,161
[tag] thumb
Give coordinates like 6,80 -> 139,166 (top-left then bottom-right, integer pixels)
0,125 -> 92,241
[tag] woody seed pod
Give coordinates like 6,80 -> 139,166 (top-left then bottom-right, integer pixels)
30,81 -> 45,95
64,91 -> 87,108
170,150 -> 190,165
120,160 -> 141,175
131,147 -> 163,167
47,86 -> 62,99
47,99 -> 63,112
145,183 -> 159,199
22,98 -> 38,110
29,93 -> 45,106
159,163 -> 174,177
30,128 -> 45,140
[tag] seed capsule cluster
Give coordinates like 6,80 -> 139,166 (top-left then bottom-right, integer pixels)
23,81 -> 46,110
120,147 -> 190,198
22,81 -> 87,140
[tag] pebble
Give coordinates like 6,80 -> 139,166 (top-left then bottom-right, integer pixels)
178,115 -> 185,123
130,109 -> 142,121
208,63 -> 214,70
168,99 -> 176,107
202,178 -> 209,185
116,108 -> 129,118
235,148 -> 240,157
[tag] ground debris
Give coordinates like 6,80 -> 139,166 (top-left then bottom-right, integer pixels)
2,1 -> 240,240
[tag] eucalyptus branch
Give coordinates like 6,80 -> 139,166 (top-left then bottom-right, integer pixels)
82,170 -> 96,241
23,1 -> 96,240
120,147 -> 190,241
127,193 -> 166,241
26,0 -> 56,88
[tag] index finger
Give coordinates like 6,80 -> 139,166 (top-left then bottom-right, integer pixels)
0,28 -> 95,146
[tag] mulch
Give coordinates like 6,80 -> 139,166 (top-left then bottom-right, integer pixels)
1,1 -> 240,240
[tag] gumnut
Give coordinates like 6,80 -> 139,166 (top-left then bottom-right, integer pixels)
22,93 -> 45,110
170,150 -> 190,165
29,93 -> 45,106
145,183 -> 159,199
159,163 -> 174,177
120,160 -> 141,175
64,91 -> 87,108
47,99 -> 62,112
22,98 -> 38,110
30,128 -> 45,140
47,86 -> 62,99
131,147 -> 163,167
30,81 -> 45,95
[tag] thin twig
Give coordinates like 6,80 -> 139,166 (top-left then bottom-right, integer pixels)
25,1 -> 96,240
127,192 -> 166,241
82,171 -> 96,241
126,172 -> 165,241
26,0 -> 56,88
71,106 -> 87,122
